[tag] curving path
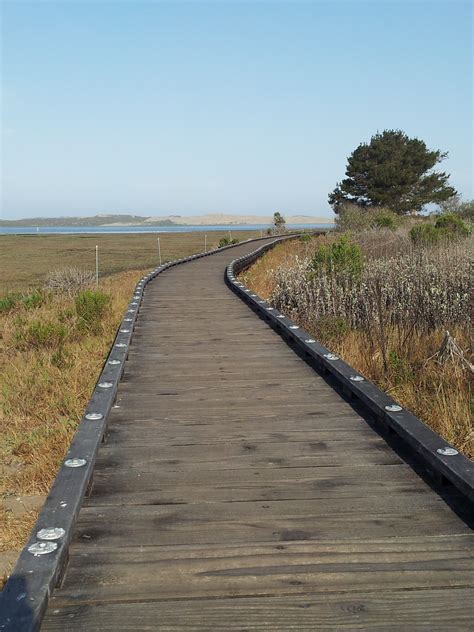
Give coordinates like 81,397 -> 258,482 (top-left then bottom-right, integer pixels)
41,240 -> 473,630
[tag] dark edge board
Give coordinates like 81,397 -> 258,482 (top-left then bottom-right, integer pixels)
226,241 -> 474,507
0,232 -> 311,631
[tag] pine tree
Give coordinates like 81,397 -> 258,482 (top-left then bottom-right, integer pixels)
329,130 -> 457,215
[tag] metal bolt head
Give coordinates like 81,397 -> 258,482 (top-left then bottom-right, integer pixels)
85,412 -> 103,421
37,527 -> 65,541
64,458 -> 86,468
115,342 -> 127,348
305,339 -> 315,343
108,359 -> 121,365
289,325 -> 299,330
28,541 -> 58,556
324,353 -> 339,361
437,446 -> 458,456
267,307 -> 274,311
350,375 -> 365,382
385,404 -> 402,412
98,382 -> 113,389
120,329 -> 130,333
124,318 -> 133,322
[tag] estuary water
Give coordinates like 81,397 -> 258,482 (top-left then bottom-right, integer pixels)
0,223 -> 333,235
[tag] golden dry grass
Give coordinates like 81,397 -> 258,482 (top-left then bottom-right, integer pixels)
241,237 -> 473,458
0,269 -> 149,562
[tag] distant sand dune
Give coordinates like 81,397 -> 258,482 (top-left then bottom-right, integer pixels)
144,213 -> 333,226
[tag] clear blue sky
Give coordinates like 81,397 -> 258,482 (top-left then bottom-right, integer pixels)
1,0 -> 472,219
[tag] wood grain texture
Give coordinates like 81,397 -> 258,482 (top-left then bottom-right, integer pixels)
41,240 -> 473,630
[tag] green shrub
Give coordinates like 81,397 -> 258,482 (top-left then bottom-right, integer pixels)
372,211 -> 398,230
22,290 -> 45,310
75,290 -> 109,330
434,213 -> 470,237
0,294 -> 18,313
310,235 -> 363,278
21,320 -> 67,348
299,233 -> 312,243
409,224 -> 443,246
218,237 -> 239,248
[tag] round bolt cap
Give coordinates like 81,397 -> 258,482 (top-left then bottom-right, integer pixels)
108,359 -> 121,365
37,527 -> 65,541
120,329 -> 130,333
85,412 -> 103,421
28,541 -> 58,556
324,353 -> 339,361
436,447 -> 458,456
385,404 -> 402,412
65,458 -> 86,468
350,375 -> 365,382
305,339 -> 315,343
289,325 -> 299,330
98,382 -> 113,389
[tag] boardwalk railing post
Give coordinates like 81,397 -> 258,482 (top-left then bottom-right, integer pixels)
157,237 -> 162,266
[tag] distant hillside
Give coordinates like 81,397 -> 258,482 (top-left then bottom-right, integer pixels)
0,215 -> 176,227
0,213 -> 334,227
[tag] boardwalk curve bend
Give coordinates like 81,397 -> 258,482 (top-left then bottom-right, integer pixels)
1,236 -> 473,631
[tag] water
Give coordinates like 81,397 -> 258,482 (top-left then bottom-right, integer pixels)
0,223 -> 333,235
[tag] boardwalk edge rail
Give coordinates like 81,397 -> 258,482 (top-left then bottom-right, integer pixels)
226,240 -> 474,506
0,234 -> 294,631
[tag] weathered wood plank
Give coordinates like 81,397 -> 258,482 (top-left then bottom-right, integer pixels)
42,589 -> 474,631
48,537 -> 474,606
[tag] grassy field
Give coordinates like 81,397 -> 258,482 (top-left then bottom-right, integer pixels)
0,230 -> 261,294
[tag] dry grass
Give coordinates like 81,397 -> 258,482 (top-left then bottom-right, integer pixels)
0,269 -> 148,560
241,234 -> 473,458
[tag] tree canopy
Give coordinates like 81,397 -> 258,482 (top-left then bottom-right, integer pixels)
329,130 -> 457,215
273,211 -> 286,228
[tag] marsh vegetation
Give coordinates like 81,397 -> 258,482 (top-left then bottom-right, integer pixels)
240,213 -> 473,457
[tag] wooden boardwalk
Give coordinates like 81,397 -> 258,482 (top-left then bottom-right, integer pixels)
42,240 -> 473,630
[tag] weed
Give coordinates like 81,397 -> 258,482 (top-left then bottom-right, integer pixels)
19,320 -> 67,349
21,290 -> 45,310
75,290 -> 109,331
0,295 -> 18,313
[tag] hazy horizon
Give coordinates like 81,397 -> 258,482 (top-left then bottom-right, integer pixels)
0,210 -> 334,222
1,1 -> 472,220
